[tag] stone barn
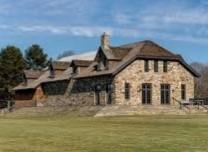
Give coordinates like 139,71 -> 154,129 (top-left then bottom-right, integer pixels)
68,33 -> 200,106
13,33 -> 200,110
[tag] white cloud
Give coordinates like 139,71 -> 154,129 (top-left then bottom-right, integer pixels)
18,25 -> 68,34
16,25 -> 113,37
111,1 -> 208,44
1,0 -> 208,45
140,9 -> 208,25
1,24 -> 202,44
0,24 -> 10,29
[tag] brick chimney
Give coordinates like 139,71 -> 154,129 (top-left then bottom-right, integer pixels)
101,32 -> 110,49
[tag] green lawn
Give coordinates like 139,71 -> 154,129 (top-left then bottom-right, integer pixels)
0,114 -> 208,152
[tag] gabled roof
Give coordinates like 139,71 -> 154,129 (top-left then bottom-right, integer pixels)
13,50 -> 96,91
13,61 -> 70,91
75,40 -> 200,78
96,46 -> 131,61
12,70 -> 47,91
13,68 -> 72,91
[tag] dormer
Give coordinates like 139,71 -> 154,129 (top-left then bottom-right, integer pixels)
22,70 -> 43,85
48,60 -> 70,78
70,60 -> 92,75
94,32 -> 125,71
94,33 -> 112,71
94,48 -> 108,71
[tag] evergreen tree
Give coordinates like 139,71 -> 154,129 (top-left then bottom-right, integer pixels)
25,44 -> 48,70
0,46 -> 26,90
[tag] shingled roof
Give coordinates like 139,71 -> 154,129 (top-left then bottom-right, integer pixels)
75,40 -> 200,78
13,67 -> 72,91
97,46 -> 131,61
13,61 -> 71,91
70,60 -> 93,67
24,70 -> 43,79
52,61 -> 70,70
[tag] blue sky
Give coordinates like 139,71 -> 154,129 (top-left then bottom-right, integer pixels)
0,0 -> 208,63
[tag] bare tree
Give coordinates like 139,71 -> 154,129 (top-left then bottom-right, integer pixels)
191,62 -> 208,98
57,50 -> 75,59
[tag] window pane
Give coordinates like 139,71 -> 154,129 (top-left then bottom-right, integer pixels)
142,89 -> 145,104
125,83 -> 130,100
154,60 -> 158,72
163,61 -> 168,72
142,84 -> 152,104
161,84 -> 170,104
144,60 -> 149,72
181,84 -> 186,100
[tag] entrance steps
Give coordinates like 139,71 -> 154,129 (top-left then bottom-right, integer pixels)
95,105 -> 208,117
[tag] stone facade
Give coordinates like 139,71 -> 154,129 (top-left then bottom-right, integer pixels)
68,76 -> 113,106
13,36 -> 198,110
113,60 -> 194,105
68,59 -> 194,106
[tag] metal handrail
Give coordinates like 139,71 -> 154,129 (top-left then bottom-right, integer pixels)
172,97 -> 191,110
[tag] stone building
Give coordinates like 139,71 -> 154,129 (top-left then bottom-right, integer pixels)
68,33 -> 200,106
13,33 -> 200,108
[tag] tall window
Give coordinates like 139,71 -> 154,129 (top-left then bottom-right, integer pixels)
163,61 -> 168,72
161,84 -> 171,104
144,60 -> 149,72
154,60 -> 159,72
142,84 -> 152,104
181,84 -> 186,100
124,83 -> 130,100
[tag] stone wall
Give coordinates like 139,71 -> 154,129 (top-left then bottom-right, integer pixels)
68,76 -> 113,106
114,60 -> 195,106
42,80 -> 69,96
15,59 -> 194,108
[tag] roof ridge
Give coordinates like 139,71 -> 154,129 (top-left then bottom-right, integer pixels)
116,41 -> 144,48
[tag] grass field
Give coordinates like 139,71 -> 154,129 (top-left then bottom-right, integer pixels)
0,113 -> 208,152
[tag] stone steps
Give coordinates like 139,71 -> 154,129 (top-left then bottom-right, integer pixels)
95,105 -> 208,117
180,105 -> 208,114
